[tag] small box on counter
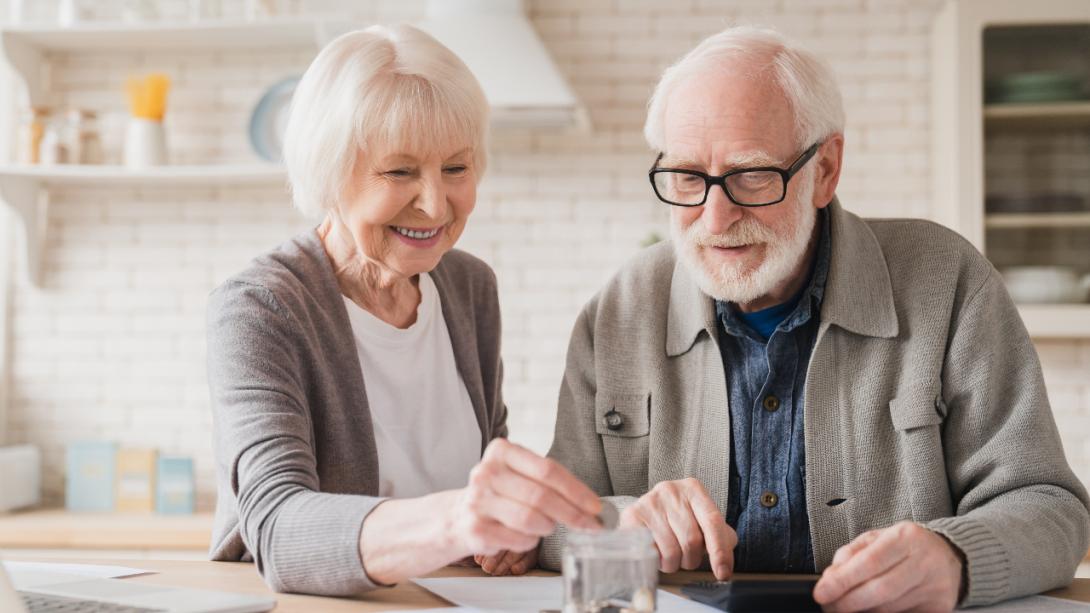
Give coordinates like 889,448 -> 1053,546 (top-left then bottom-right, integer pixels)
0,445 -> 41,512
65,441 -> 117,512
116,448 -> 158,513
156,456 -> 195,515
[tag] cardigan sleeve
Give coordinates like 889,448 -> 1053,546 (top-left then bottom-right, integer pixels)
207,280 -> 387,596
925,269 -> 1090,606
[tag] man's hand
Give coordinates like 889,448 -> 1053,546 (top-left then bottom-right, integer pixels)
814,521 -> 963,612
475,546 -> 539,576
619,478 -> 736,580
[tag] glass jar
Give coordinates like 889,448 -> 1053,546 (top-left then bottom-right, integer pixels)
66,109 -> 104,165
17,107 -> 50,165
39,120 -> 68,165
562,528 -> 658,613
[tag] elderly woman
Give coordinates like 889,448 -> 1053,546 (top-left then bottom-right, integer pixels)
206,25 -> 601,596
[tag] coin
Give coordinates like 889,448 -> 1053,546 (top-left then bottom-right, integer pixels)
597,500 -> 619,530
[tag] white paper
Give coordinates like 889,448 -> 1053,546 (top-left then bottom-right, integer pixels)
965,595 -> 1090,612
413,576 -> 717,612
3,561 -> 153,589
399,609 -> 480,612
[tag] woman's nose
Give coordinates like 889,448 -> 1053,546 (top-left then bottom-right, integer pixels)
413,176 -> 448,220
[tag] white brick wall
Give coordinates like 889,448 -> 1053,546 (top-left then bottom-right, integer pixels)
3,0 -> 1089,513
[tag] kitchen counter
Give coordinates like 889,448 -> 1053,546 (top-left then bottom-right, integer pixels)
0,508 -> 212,550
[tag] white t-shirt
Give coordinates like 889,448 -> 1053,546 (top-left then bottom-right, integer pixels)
341,273 -> 482,499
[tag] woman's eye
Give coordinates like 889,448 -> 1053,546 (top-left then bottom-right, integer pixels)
444,165 -> 468,175
384,168 -> 413,178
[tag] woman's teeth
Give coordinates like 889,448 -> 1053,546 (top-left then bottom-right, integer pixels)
393,226 -> 441,240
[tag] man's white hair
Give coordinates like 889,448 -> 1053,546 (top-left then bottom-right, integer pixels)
283,24 -> 489,219
643,25 -> 844,152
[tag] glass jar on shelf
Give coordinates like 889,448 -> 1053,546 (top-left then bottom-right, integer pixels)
65,109 -> 104,165
16,107 -> 51,165
39,119 -> 68,165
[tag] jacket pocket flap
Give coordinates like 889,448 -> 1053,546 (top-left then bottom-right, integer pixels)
889,386 -> 944,431
595,392 -> 650,438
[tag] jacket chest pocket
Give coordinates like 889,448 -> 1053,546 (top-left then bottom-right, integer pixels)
596,392 -> 650,495
889,385 -> 952,521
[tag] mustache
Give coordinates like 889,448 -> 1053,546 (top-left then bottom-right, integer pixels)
683,215 -> 777,248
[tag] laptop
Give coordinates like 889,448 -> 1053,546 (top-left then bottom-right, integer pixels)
0,560 -> 275,613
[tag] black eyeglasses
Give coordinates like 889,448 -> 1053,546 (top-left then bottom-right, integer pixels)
648,142 -> 821,207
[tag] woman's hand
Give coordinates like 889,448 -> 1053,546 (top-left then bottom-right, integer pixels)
475,546 -> 539,576
447,438 -> 602,557
359,438 -> 600,586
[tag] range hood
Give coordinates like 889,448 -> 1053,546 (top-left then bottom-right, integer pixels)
416,0 -> 590,130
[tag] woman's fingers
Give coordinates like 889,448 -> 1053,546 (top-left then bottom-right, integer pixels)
469,485 -> 556,537
483,440 -> 601,521
510,547 -> 538,575
491,549 -> 525,576
462,516 -> 540,556
486,464 -> 597,530
478,552 -> 504,574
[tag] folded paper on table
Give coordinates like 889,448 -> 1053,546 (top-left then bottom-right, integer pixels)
3,562 -> 153,590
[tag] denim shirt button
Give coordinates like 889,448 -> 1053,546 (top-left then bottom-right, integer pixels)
762,395 -> 781,412
760,491 -> 779,508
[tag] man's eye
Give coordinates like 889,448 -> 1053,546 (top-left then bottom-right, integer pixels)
676,174 -> 704,188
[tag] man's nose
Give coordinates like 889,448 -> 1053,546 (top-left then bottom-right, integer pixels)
701,183 -> 743,235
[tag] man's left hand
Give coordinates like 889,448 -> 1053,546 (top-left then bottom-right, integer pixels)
813,521 -> 963,612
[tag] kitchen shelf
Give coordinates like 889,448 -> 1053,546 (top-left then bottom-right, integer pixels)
984,101 -> 1090,127
1018,304 -> 1090,338
0,164 -> 285,285
0,18 -> 328,105
0,163 -> 286,185
986,212 -> 1090,229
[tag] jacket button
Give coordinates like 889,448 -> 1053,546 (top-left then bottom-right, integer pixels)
604,410 -> 624,431
762,395 -> 780,412
760,491 -> 779,508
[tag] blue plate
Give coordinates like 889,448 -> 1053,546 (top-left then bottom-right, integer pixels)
249,76 -> 300,162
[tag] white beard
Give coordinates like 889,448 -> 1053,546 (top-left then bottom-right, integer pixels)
671,168 -> 818,305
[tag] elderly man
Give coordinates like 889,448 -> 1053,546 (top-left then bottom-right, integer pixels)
538,25 -> 1090,611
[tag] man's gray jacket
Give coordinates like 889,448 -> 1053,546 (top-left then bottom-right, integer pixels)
543,198 -> 1090,607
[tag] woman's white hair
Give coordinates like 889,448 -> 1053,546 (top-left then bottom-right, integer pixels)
644,25 -> 844,152
283,24 -> 489,219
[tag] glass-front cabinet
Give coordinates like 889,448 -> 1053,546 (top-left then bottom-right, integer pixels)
932,0 -> 1090,337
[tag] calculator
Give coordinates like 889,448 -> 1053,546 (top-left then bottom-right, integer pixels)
680,578 -> 821,612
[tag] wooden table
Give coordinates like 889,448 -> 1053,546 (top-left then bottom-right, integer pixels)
8,558 -> 1090,612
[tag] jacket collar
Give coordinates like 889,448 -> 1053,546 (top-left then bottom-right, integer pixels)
665,197 -> 898,357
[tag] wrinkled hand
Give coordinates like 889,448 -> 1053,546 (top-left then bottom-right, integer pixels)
448,439 -> 601,558
475,545 -> 539,576
814,521 -> 963,612
619,478 -> 736,580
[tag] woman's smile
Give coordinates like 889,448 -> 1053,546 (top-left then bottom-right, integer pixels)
389,224 -> 446,248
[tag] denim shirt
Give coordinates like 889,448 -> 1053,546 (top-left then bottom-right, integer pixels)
714,208 -> 831,573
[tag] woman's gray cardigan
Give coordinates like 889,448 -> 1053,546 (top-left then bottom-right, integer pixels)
206,230 -> 507,595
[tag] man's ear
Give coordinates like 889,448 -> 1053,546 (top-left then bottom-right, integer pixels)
813,134 -> 844,209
